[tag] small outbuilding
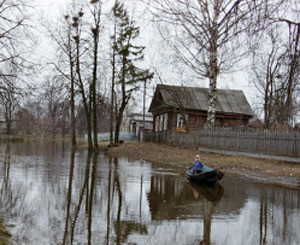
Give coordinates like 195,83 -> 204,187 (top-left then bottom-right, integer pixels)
128,113 -> 153,139
148,84 -> 254,132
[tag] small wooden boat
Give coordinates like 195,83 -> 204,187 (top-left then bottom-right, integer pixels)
185,166 -> 224,184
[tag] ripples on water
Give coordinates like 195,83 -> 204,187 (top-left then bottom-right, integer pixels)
0,141 -> 299,245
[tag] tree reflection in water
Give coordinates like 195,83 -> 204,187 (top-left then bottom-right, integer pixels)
63,149 -> 99,245
112,157 -> 148,245
0,143 -> 27,243
61,151 -> 149,245
188,182 -> 224,245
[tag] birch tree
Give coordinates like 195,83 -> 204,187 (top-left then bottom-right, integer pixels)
145,0 -> 271,128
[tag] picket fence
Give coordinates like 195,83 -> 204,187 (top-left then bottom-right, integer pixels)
145,130 -> 300,157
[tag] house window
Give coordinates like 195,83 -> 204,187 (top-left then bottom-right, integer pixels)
155,116 -> 159,132
177,113 -> 188,127
159,115 -> 163,131
155,114 -> 168,131
164,113 -> 168,130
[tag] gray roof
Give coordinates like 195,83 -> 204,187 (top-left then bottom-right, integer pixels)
149,84 -> 254,116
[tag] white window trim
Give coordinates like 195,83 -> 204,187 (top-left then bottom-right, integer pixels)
155,115 -> 159,132
159,115 -> 164,131
177,113 -> 188,128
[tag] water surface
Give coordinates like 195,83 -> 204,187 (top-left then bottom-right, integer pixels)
0,141 -> 299,244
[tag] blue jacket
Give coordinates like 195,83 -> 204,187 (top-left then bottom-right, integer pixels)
190,160 -> 203,171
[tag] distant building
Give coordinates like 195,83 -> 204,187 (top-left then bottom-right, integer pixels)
148,84 -> 254,132
248,117 -> 264,129
129,113 -> 153,139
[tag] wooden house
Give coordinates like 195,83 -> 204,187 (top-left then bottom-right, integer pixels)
148,84 -> 254,132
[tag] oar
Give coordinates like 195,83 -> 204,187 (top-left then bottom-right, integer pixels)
179,164 -> 193,176
179,169 -> 186,176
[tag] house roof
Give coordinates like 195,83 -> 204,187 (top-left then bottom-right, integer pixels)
149,84 -> 254,116
128,113 -> 153,123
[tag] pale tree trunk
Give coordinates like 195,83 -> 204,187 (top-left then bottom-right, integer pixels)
205,5 -> 219,129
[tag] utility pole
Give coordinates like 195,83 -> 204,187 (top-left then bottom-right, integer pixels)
142,80 -> 146,142
110,24 -> 116,146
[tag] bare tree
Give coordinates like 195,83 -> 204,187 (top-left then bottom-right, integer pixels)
40,76 -> 68,138
67,0 -> 106,150
250,28 -> 285,128
0,63 -> 27,135
0,1 -> 35,135
250,0 -> 300,127
278,19 -> 300,125
48,11 -> 78,147
51,0 -> 109,145
0,0 -> 25,70
0,0 -> 32,79
0,86 -> 17,135
89,0 -> 103,149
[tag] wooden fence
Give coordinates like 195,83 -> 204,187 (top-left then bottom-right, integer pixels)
145,130 -> 300,157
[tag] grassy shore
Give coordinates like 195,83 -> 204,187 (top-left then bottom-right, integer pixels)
105,141 -> 300,189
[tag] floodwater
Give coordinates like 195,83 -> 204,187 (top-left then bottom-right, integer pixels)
0,141 -> 299,245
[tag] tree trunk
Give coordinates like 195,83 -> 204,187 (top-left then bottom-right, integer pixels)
70,71 -> 76,148
92,27 -> 99,149
283,23 -> 300,125
75,35 -> 92,149
5,100 -> 12,135
69,50 -> 77,148
205,2 -> 219,129
206,43 -> 218,129
114,103 -> 126,144
110,26 -> 116,146
66,22 -> 77,149
264,70 -> 271,129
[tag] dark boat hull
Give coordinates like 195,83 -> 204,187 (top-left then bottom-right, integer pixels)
186,167 -> 224,184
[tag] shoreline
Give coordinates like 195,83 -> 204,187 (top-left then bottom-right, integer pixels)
105,141 -> 300,189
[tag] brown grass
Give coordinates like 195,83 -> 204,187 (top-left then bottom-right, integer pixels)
106,141 -> 300,188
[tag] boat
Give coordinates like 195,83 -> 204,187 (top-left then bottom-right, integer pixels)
185,166 -> 224,184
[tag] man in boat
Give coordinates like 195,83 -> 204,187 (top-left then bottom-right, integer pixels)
187,154 -> 204,174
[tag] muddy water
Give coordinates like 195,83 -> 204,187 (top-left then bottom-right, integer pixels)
0,141 -> 299,245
